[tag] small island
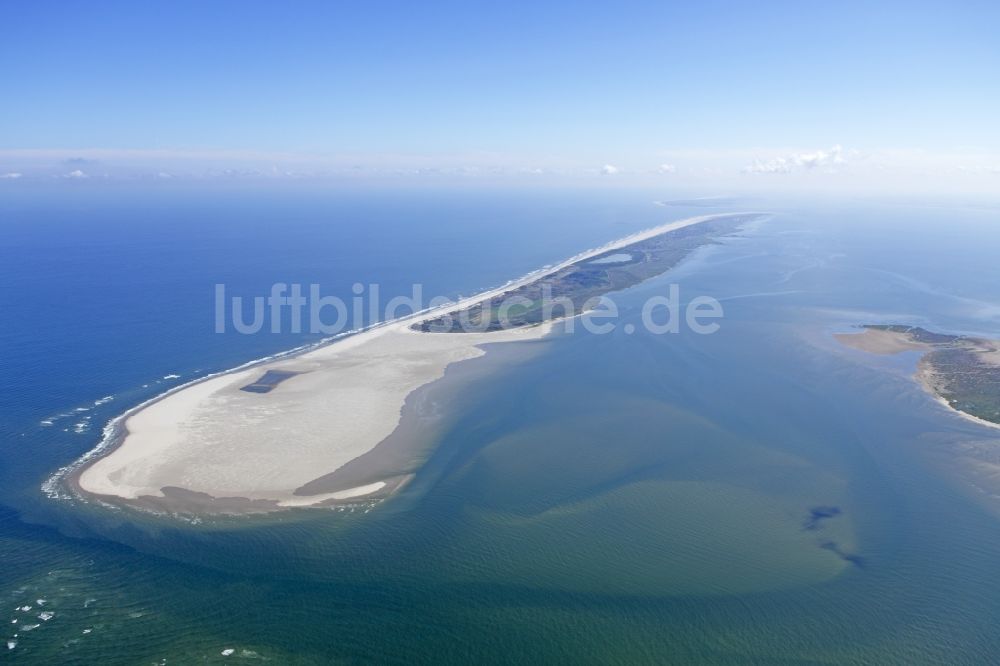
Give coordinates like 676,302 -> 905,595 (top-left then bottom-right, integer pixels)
837,325 -> 1000,427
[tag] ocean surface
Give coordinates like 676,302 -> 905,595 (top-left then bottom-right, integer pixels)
2,185 -> 1000,663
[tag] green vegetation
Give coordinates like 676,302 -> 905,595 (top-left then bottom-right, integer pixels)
413,214 -> 760,332
867,325 -> 1000,424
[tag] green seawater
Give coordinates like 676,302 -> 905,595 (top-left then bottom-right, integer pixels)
5,199 -> 1000,663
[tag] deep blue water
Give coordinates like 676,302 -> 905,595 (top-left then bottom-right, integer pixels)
3,186 -> 1000,663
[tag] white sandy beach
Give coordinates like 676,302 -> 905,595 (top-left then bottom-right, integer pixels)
76,213 -> 735,506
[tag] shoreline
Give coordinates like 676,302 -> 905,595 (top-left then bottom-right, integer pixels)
836,327 -> 1000,432
54,212 -> 756,515
916,358 -> 1000,432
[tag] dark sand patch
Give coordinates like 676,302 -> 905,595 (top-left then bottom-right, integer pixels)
239,370 -> 301,394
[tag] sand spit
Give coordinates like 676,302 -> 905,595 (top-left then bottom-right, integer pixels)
69,213 -> 745,511
834,328 -> 928,355
77,323 -> 554,507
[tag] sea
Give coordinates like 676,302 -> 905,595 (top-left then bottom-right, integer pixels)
2,184 -> 1000,663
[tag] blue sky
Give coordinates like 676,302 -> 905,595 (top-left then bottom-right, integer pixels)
1,1 -> 998,191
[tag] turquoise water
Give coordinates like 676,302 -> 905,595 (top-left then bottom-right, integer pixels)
3,188 -> 1000,663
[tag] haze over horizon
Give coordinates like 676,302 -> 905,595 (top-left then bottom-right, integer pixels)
2,0 -> 998,194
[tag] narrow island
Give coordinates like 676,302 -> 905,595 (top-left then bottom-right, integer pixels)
414,214 -> 747,332
837,325 -> 1000,427
60,212 -> 762,515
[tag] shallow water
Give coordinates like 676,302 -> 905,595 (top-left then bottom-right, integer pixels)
3,188 -> 1000,663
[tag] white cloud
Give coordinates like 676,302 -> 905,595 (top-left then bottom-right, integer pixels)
744,145 -> 847,174
794,144 -> 845,169
0,146 -> 994,194
743,157 -> 793,174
